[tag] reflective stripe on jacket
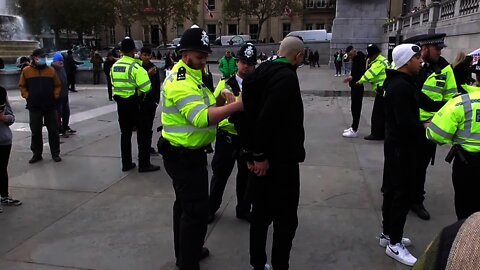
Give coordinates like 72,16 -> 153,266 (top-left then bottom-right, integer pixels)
358,54 -> 389,92
161,60 -> 217,149
420,64 -> 457,121
426,85 -> 480,153
110,56 -> 151,98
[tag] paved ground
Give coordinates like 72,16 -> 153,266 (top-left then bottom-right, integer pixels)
0,66 -> 456,270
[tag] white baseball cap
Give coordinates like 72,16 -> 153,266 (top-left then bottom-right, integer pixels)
393,44 -> 421,69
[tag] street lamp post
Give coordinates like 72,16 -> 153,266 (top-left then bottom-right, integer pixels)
218,20 -> 222,38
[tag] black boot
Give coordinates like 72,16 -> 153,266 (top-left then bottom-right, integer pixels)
411,203 -> 430,220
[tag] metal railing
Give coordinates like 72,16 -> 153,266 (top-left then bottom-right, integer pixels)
440,0 -> 456,20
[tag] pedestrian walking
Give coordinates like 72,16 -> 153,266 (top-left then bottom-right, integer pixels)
90,50 -> 104,85
19,48 -> 62,163
342,45 -> 366,138
314,50 -> 320,68
157,27 -> 243,270
241,36 -> 305,270
357,44 -> 390,140
402,33 -> 458,221
0,86 -> 22,213
51,52 -> 75,138
64,50 -> 83,92
103,52 -> 116,101
139,47 -> 161,157
111,37 -> 160,173
208,43 -> 258,223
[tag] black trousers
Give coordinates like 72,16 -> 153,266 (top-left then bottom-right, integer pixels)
140,101 -> 157,151
0,144 -> 12,198
350,84 -> 364,132
381,141 -> 415,244
209,131 -> 250,215
163,149 -> 209,270
452,152 -> 480,220
115,96 -> 150,169
93,71 -> 101,84
56,96 -> 70,132
412,135 -> 436,204
106,75 -> 113,100
370,91 -> 385,138
250,162 -> 299,270
67,72 -> 76,91
29,109 -> 60,157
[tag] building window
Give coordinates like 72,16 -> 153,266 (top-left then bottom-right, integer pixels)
143,25 -> 150,44
305,0 -> 314,8
316,0 -> 327,8
306,23 -> 313,30
207,24 -> 216,41
228,24 -> 237,35
109,26 -> 116,45
282,23 -> 291,38
249,24 -> 259,40
316,23 -> 325,29
176,24 -> 184,38
124,26 -> 131,37
208,0 -> 215,10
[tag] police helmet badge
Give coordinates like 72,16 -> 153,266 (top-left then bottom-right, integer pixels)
244,46 -> 254,58
201,31 -> 209,46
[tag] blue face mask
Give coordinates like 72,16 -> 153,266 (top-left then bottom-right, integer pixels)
37,57 -> 47,66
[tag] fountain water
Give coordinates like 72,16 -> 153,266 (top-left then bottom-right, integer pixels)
0,0 -> 39,64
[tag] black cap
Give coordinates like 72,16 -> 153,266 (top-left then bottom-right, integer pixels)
32,48 -> 46,57
403,33 -> 447,48
366,44 -> 381,58
177,28 -> 212,54
345,45 -> 354,53
236,43 -> 257,64
121,37 -> 136,53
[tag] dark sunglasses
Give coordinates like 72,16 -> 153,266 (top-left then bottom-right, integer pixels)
411,45 -> 420,53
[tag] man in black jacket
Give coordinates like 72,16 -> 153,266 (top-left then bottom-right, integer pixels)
343,45 -> 366,138
64,50 -> 83,92
241,36 -> 305,270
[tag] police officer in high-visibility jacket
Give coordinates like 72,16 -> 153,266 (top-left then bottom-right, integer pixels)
356,44 -> 390,140
426,84 -> 480,220
208,43 -> 257,223
402,33 -> 458,220
158,27 -> 243,270
111,37 -> 160,173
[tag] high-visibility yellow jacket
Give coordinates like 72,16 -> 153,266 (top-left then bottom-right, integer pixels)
419,63 -> 457,121
110,55 -> 151,98
213,76 -> 241,135
358,54 -> 389,92
426,84 -> 480,153
161,60 -> 217,149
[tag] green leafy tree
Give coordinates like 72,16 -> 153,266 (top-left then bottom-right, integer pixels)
144,0 -> 200,46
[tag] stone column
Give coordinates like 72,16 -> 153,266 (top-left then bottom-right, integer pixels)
331,0 -> 389,54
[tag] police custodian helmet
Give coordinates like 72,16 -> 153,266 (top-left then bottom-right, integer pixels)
237,43 -> 257,64
177,28 -> 212,54
121,37 -> 136,53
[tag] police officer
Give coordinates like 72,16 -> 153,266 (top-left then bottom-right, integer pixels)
402,33 -> 458,220
426,83 -> 480,220
111,37 -> 160,172
208,43 -> 257,223
356,44 -> 390,140
159,27 -> 243,270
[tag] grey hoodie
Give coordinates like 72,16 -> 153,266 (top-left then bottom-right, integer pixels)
0,99 -> 15,145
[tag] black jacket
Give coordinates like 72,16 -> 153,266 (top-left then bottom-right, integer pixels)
349,51 -> 366,88
240,58 -> 305,163
103,58 -> 116,76
453,62 -> 475,94
142,61 -> 160,104
64,54 -> 82,74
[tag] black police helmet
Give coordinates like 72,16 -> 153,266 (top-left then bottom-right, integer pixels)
121,37 -> 136,53
366,44 -> 381,58
236,43 -> 257,64
177,28 -> 212,54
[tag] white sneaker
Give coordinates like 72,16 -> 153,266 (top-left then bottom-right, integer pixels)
379,233 -> 412,247
343,127 -> 352,133
264,264 -> 272,270
386,243 -> 417,266
342,128 -> 358,138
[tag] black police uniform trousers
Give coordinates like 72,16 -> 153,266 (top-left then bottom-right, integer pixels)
250,161 -> 299,270
140,100 -> 158,151
67,71 -> 76,91
452,151 -> 480,220
412,134 -> 436,205
209,130 -> 250,215
350,84 -> 364,132
114,96 -> 151,169
370,89 -> 385,138
163,148 -> 209,270
381,141 -> 415,244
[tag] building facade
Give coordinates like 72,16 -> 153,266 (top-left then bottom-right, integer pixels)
104,0 -> 336,47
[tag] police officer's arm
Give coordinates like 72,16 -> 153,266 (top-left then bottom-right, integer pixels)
426,98 -> 460,145
357,62 -> 380,85
208,101 -> 243,125
418,91 -> 446,112
444,66 -> 458,100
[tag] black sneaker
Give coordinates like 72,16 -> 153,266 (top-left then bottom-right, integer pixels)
364,134 -> 384,140
60,132 -> 69,138
122,162 -> 136,172
29,155 -> 43,164
52,156 -> 62,162
1,196 -> 22,206
411,203 -> 430,220
138,164 -> 160,173
66,128 -> 76,134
